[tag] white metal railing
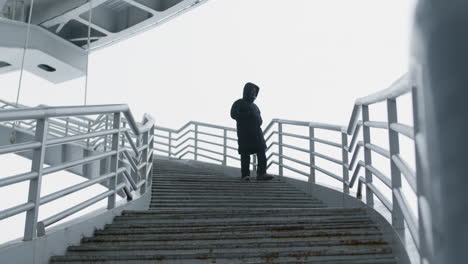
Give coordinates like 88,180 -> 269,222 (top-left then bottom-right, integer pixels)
152,74 -> 423,261
0,104 -> 154,240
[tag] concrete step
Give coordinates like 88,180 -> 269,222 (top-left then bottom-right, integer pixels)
151,189 -> 307,195
151,185 -> 297,191
65,243 -> 393,255
121,207 -> 363,217
51,253 -> 397,264
99,223 -> 380,235
84,231 -> 385,245
75,236 -> 388,250
110,216 -> 374,227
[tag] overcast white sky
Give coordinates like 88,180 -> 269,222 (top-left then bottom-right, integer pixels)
0,0 -> 417,245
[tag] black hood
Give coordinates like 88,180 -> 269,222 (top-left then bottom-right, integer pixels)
243,82 -> 260,103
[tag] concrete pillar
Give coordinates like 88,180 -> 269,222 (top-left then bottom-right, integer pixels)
412,1 -> 468,263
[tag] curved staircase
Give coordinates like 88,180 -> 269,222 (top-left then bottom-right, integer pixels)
50,159 -> 398,263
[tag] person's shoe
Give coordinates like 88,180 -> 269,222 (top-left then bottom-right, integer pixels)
241,175 -> 251,182
257,173 -> 274,181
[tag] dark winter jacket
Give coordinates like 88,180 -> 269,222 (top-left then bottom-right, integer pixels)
230,83 -> 267,154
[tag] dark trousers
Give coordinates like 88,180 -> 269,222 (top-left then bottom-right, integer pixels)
241,151 -> 267,177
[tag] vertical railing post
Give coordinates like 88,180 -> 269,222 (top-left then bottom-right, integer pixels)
194,124 -> 199,161
278,122 -> 283,177
65,117 -> 69,136
23,118 -> 48,241
387,98 -> 405,239
86,120 -> 91,147
107,112 -> 121,209
121,121 -> 126,148
104,115 -> 109,152
309,126 -> 316,183
362,105 -> 374,207
412,75 -> 433,263
141,129 -> 149,194
168,131 -> 172,158
223,129 -> 227,166
253,154 -> 258,176
341,132 -> 350,194
149,125 -> 155,187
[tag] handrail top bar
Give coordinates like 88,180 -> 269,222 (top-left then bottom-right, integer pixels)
355,74 -> 411,106
346,74 -> 409,134
156,121 -> 236,134
0,104 -> 154,136
0,104 -> 129,121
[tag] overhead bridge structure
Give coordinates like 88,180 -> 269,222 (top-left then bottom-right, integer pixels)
0,74 -> 432,264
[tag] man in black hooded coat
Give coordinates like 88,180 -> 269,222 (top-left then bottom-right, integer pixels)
230,82 -> 273,181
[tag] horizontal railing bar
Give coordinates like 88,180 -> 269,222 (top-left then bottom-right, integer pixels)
349,142 -> 363,170
124,131 -> 139,155
47,129 -> 121,147
197,146 -> 224,157
346,105 -> 362,135
137,162 -> 146,170
172,130 -> 194,141
137,144 -> 149,152
225,145 -> 237,151
154,140 -> 169,147
197,138 -> 225,148
172,145 -> 193,156
275,119 -> 345,132
278,154 -> 310,167
226,154 -> 240,161
365,143 -> 391,159
0,171 -> 38,188
312,137 -> 342,148
123,150 -> 140,173
38,189 -> 115,235
43,151 -> 117,176
173,137 -> 194,149
40,170 -> 121,205
0,202 -> 35,220
123,170 -> 138,190
313,164 -> 343,182
392,154 -> 417,193
270,161 -> 309,177
196,152 -> 223,163
364,121 -> 388,129
394,188 -> 420,249
390,123 -> 415,140
367,182 -> 393,211
281,143 -> 309,154
192,121 -> 236,132
349,161 -> 364,187
154,147 -> 169,153
366,165 -> 392,188
279,132 -> 309,140
313,151 -> 344,166
227,136 -> 237,141
276,132 -> 342,148
348,123 -> 362,152
0,141 -> 41,155
0,104 -> 130,122
266,142 -> 278,152
154,134 -> 170,139
265,131 -> 277,142
197,130 -> 224,139
136,179 -> 145,189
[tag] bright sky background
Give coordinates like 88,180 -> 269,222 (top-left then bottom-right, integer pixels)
0,0 -> 417,246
